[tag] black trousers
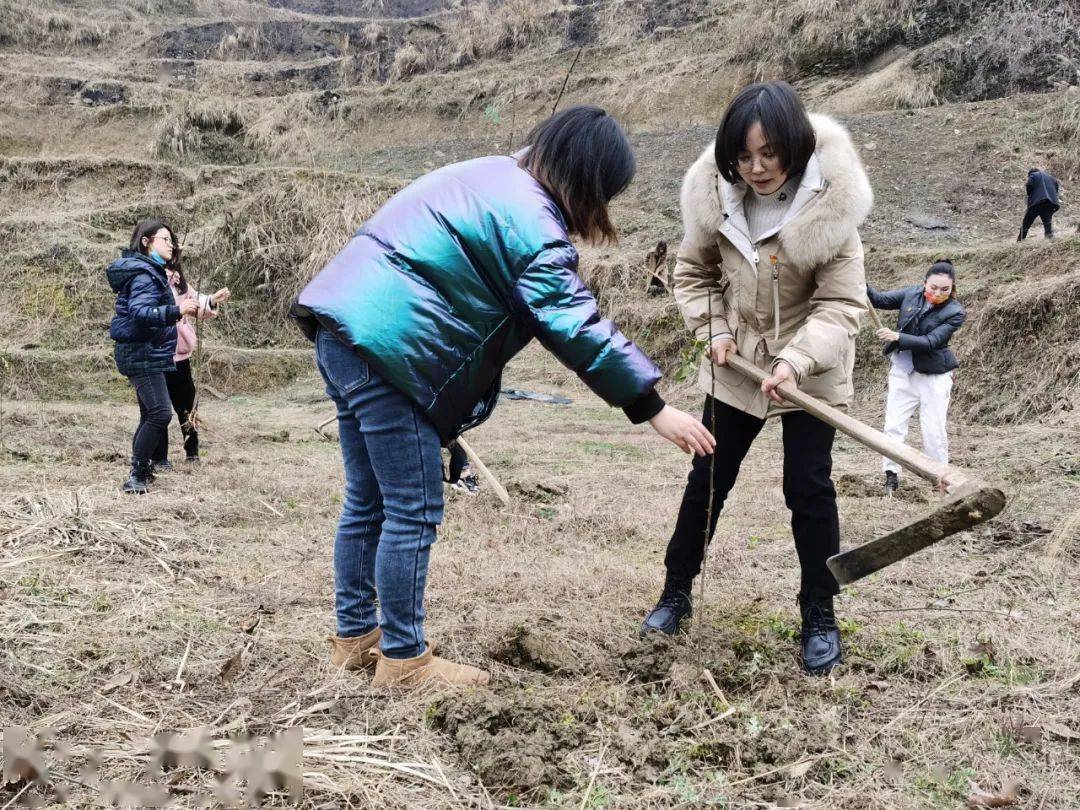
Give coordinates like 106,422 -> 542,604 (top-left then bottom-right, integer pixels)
130,372 -> 171,464
1019,201 -> 1056,240
154,359 -> 199,461
664,396 -> 841,600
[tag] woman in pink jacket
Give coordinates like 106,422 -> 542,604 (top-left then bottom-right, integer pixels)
153,268 -> 230,468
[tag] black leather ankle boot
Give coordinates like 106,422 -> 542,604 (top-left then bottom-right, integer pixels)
799,595 -> 843,675
640,573 -> 694,637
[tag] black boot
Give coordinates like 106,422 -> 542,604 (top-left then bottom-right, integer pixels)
182,425 -> 199,462
799,595 -> 842,675
122,459 -> 152,494
884,470 -> 898,494
640,574 -> 693,637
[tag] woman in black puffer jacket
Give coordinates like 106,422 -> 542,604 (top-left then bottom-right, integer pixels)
867,259 -> 966,493
106,220 -> 198,493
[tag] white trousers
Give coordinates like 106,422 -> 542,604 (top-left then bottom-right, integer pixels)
882,368 -> 953,474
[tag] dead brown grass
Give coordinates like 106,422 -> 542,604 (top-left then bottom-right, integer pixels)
819,50 -> 942,114
183,170 -> 401,333
154,96 -> 256,163
0,1 -> 124,50
725,0 -> 989,80
961,269 -> 1080,424
3,1 -> 1080,805
919,2 -> 1080,102
2,348 -> 1078,807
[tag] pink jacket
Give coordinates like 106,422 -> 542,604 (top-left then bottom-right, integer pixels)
168,274 -> 217,362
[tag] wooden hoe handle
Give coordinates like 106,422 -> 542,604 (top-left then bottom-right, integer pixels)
723,352 -> 1006,586
724,354 -> 962,490
865,304 -> 885,331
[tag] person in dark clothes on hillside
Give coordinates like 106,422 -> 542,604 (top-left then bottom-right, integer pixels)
107,220 -> 199,493
1018,167 -> 1061,241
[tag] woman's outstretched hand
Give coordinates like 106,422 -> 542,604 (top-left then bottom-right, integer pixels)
211,287 -> 231,305
649,405 -> 716,456
876,327 -> 899,343
179,298 -> 200,318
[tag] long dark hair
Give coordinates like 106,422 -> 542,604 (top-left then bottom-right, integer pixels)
714,81 -> 816,185
129,219 -> 186,292
926,258 -> 958,299
518,105 -> 635,244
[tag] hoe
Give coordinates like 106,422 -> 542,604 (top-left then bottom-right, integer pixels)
725,354 -> 1007,585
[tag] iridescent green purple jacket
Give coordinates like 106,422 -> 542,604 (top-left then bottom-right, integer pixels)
291,155 -> 663,443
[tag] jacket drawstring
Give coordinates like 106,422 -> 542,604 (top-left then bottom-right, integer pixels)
770,254 -> 780,341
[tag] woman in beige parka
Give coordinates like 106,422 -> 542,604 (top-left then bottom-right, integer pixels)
640,81 -> 873,675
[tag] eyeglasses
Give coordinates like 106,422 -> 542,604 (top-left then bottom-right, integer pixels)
152,234 -> 174,247
737,153 -> 780,169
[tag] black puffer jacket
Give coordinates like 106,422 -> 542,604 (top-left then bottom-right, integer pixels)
867,284 -> 965,374
1026,169 -> 1060,210
107,250 -> 180,376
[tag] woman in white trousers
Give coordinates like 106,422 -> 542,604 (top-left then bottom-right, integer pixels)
867,260 -> 966,493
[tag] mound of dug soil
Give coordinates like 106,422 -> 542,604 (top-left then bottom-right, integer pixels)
835,472 -> 925,503
491,623 -> 598,675
427,687 -> 589,791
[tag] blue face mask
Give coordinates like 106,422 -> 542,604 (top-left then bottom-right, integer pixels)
148,249 -> 167,266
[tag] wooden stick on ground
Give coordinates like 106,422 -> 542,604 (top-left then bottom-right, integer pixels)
313,414 -> 511,506
457,438 -> 511,507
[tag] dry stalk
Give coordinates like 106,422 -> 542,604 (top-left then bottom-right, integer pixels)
1043,504 -> 1080,560
183,272 -> 206,434
0,491 -> 178,574
578,736 -> 608,810
507,87 -> 518,152
552,47 -> 584,116
695,288 -> 718,643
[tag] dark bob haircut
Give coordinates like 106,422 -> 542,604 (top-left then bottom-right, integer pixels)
714,81 -> 816,185
518,105 -> 634,245
926,257 -> 958,298
129,218 -> 185,292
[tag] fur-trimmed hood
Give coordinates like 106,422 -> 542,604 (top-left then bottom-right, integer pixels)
679,113 -> 873,270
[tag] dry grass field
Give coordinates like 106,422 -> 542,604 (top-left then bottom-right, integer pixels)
2,0 -> 1079,807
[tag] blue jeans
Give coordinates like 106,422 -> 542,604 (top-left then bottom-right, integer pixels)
315,327 -> 444,660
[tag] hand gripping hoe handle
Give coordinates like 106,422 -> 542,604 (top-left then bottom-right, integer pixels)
725,354 -> 1006,585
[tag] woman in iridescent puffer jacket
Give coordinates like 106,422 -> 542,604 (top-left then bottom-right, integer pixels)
291,106 -> 715,689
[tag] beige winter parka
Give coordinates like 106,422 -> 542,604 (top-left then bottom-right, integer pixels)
673,114 -> 874,418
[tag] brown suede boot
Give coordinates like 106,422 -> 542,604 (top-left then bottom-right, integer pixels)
371,644 -> 489,689
328,627 -> 382,671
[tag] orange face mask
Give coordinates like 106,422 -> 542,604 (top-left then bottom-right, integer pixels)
924,290 -> 950,305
